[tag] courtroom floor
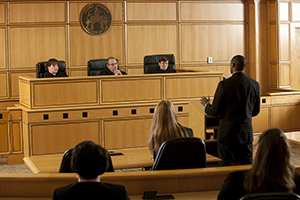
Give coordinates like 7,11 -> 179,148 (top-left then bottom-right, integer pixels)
2,142 -> 300,173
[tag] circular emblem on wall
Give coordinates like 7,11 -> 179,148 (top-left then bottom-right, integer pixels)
80,3 -> 112,35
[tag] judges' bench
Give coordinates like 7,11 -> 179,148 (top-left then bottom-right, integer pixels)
18,72 -> 223,157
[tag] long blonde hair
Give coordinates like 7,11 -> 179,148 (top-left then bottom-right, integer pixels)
148,100 -> 189,154
243,128 -> 295,193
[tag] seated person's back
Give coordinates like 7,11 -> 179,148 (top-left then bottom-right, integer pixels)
43,58 -> 68,78
99,57 -> 127,75
148,100 -> 193,159
217,128 -> 300,200
53,141 -> 130,200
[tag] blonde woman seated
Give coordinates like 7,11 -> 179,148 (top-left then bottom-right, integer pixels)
148,100 -> 193,159
218,128 -> 300,200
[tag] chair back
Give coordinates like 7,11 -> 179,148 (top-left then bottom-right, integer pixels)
36,61 -> 66,78
59,148 -> 114,173
143,54 -> 175,74
152,137 -> 207,171
240,192 -> 300,200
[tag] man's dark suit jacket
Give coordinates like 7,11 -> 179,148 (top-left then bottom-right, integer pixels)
53,182 -> 130,200
150,66 -> 177,74
98,68 -> 127,75
205,71 -> 260,145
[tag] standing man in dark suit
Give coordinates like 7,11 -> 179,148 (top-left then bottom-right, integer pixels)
200,55 -> 260,166
53,141 -> 130,200
99,57 -> 127,75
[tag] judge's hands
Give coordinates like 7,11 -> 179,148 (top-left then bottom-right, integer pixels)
200,95 -> 210,106
114,69 -> 122,75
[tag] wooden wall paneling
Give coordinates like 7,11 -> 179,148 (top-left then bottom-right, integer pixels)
101,77 -> 162,103
269,2 -> 277,22
0,27 -> 5,69
10,26 -> 67,69
180,2 -> 244,21
103,117 -> 152,149
126,24 -> 178,65
271,104 -> 300,131
270,63 -> 278,88
32,79 -> 99,108
10,71 -> 35,98
252,107 -> 269,133
69,68 -> 87,77
278,2 -> 289,22
69,25 -> 124,66
30,121 -> 100,155
126,2 -> 177,21
0,3 -> 5,24
9,2 -> 66,23
9,108 -> 22,153
177,114 -> 189,128
0,72 -> 8,98
0,111 -> 9,153
22,119 -> 29,157
291,23 -> 300,89
292,3 -> 300,21
126,66 -> 144,75
279,64 -> 290,87
180,24 -> 245,64
19,78 -> 31,109
269,24 -> 278,62
279,23 -> 290,61
69,2 -> 123,23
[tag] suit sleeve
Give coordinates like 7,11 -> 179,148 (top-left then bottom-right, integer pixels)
252,82 -> 260,117
205,81 -> 225,117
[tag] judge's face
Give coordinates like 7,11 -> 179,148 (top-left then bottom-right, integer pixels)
107,59 -> 118,72
48,64 -> 58,75
159,61 -> 169,70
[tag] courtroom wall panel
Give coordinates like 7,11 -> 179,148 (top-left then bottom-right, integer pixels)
9,26 -> 67,69
10,71 -> 35,98
69,2 -> 123,23
180,24 -> 246,63
0,27 -> 5,69
0,111 -> 9,153
292,3 -> 300,21
126,2 -> 177,21
278,2 -> 289,22
9,2 -> 66,23
180,2 -> 245,21
291,23 -> 300,90
0,3 -> 5,24
279,23 -> 290,61
126,25 -> 178,65
69,25 -> 124,66
272,105 -> 300,131
0,73 -> 7,98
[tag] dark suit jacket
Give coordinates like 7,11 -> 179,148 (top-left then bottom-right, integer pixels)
205,71 -> 260,145
98,68 -> 127,75
43,71 -> 68,78
218,170 -> 300,200
150,66 -> 177,74
53,182 -> 130,200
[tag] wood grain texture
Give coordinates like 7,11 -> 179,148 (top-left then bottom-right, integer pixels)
0,28 -> 5,69
252,107 -> 269,133
181,24 -> 245,63
0,73 -> 7,98
69,2 -> 123,22
69,25 -> 124,66
10,72 -> 35,97
291,24 -> 300,89
127,25 -> 178,64
272,105 -> 300,130
180,2 -> 244,21
10,26 -> 67,69
31,121 -> 100,155
11,121 -> 22,152
279,64 -> 290,87
0,3 -> 5,24
0,123 -> 8,153
292,3 -> 300,21
279,23 -> 290,61
9,2 -> 65,23
127,2 -> 176,21
278,2 -> 289,22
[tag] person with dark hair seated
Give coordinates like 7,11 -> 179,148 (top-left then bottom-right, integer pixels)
217,128 -> 300,200
99,57 -> 127,75
151,56 -> 176,73
148,100 -> 193,159
43,58 -> 68,78
53,141 -> 130,200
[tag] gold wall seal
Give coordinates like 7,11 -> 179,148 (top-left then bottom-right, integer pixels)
80,3 -> 112,35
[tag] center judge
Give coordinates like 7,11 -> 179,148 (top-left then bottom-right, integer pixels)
148,100 -> 193,159
99,57 -> 127,76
